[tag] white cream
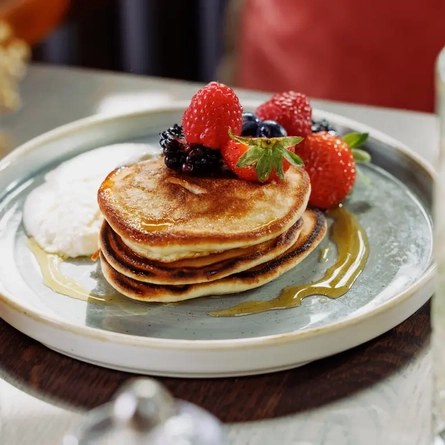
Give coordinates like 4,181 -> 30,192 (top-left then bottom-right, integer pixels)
23,143 -> 160,258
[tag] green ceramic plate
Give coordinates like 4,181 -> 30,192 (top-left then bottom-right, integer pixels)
0,105 -> 434,377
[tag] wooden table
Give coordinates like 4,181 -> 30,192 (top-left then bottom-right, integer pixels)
0,65 -> 436,445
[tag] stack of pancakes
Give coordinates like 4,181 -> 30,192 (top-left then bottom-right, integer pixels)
97,157 -> 327,302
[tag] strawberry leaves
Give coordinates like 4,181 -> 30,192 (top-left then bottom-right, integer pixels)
342,132 -> 371,163
228,129 -> 304,182
282,149 -> 306,166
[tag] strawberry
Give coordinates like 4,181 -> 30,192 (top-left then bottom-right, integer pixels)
220,130 -> 304,182
256,91 -> 312,137
182,81 -> 243,149
296,132 -> 371,209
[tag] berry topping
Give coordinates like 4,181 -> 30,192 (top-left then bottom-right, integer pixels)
241,112 -> 261,137
255,91 -> 312,137
311,118 -> 338,135
241,113 -> 287,138
159,124 -> 223,176
220,129 -> 304,182
295,131 -> 370,209
258,120 -> 287,138
182,81 -> 243,149
159,123 -> 184,149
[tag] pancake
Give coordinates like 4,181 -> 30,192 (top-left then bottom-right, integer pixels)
99,217 -> 304,285
99,208 -> 327,303
97,157 -> 310,262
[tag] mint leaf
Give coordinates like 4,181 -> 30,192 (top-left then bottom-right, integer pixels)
352,148 -> 371,163
342,132 -> 369,149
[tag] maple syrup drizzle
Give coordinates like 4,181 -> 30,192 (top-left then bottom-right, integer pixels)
208,206 -> 369,317
27,239 -> 139,309
318,246 -> 331,263
139,220 -> 174,232
28,206 -> 368,317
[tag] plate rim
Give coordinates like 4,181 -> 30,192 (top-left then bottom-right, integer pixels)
0,103 -> 436,352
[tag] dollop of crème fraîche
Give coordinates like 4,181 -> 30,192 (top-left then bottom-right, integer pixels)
23,143 -> 160,258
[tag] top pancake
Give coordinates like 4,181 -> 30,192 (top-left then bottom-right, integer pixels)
98,157 -> 310,262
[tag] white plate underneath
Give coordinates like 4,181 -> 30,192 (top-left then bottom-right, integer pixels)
0,105 -> 435,377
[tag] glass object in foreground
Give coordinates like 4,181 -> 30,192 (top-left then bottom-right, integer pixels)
63,378 -> 225,445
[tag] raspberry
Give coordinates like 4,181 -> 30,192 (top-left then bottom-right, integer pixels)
256,91 -> 312,137
182,82 -> 243,149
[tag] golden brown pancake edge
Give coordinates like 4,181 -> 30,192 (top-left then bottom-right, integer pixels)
99,218 -> 304,285
97,157 -> 311,255
99,208 -> 327,303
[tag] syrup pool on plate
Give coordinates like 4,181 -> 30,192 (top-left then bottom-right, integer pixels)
28,198 -> 369,317
209,205 -> 369,317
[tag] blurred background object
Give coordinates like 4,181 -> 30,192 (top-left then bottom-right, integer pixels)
0,0 -> 68,115
0,0 -> 69,45
235,0 -> 445,112
32,0 -> 228,82
2,0 -> 445,113
0,20 -> 29,113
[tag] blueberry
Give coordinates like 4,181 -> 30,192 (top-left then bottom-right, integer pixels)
258,120 -> 287,138
241,112 -> 262,137
241,121 -> 260,137
241,113 -> 261,137
311,119 -> 338,135
242,112 -> 261,123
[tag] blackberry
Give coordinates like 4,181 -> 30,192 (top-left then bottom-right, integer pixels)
159,123 -> 184,149
159,124 -> 223,176
311,119 -> 338,135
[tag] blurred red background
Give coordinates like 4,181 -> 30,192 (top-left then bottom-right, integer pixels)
2,0 -> 445,113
